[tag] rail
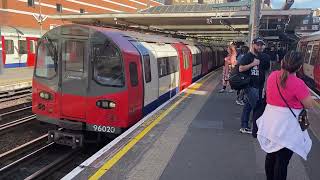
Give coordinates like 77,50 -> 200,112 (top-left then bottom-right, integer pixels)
0,114 -> 36,131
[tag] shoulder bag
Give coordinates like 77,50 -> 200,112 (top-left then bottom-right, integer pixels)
276,79 -> 310,131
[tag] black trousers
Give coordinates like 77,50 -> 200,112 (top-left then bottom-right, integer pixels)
265,148 -> 293,180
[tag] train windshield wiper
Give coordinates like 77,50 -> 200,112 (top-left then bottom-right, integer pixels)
44,36 -> 58,72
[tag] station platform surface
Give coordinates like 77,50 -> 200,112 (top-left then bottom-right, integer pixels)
0,67 -> 33,92
64,70 -> 320,180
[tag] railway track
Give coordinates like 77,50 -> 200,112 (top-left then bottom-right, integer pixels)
0,128 -> 80,180
0,87 -> 32,103
0,134 -> 48,169
0,114 -> 36,131
0,100 -> 34,132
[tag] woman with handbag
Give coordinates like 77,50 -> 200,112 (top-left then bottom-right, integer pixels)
256,51 -> 315,180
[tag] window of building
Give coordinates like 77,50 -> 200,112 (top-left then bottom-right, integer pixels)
312,25 -> 319,30
129,62 -> 138,87
5,40 -> 14,54
56,4 -> 62,13
143,55 -> 152,83
18,40 -> 27,54
303,19 -> 309,24
80,8 -> 85,13
27,0 -> 34,7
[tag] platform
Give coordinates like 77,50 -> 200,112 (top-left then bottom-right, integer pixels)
0,67 -> 33,92
63,70 -> 320,180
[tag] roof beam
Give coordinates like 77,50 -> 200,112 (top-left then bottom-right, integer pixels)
178,31 -> 249,34
152,25 -> 249,30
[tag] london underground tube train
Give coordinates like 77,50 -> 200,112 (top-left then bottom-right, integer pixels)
297,31 -> 320,94
32,24 -> 224,147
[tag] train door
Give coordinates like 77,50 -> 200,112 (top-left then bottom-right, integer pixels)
130,41 -> 159,115
182,45 -> 192,89
26,37 -> 38,66
127,52 -> 143,125
304,44 -> 315,80
60,39 -> 88,120
172,43 -> 192,91
312,42 -> 320,89
1,36 -> 4,66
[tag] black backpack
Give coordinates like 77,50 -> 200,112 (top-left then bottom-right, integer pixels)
229,64 -> 251,90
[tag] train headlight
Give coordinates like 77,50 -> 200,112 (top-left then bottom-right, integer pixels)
39,91 -> 52,100
96,100 -> 116,109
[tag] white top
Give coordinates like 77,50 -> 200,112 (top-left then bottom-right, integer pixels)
257,104 -> 312,160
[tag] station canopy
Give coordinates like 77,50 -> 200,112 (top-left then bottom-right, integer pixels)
50,0 -> 311,43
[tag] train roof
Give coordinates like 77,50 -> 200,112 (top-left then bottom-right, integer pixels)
48,24 -> 203,46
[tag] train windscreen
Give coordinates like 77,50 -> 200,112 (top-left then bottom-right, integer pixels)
92,43 -> 124,87
35,38 -> 58,79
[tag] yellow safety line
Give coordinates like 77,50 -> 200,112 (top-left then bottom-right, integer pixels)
89,71 -> 218,180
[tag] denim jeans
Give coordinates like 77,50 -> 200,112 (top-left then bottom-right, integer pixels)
241,87 -> 259,128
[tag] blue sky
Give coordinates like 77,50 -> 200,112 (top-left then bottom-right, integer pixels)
271,0 -> 320,9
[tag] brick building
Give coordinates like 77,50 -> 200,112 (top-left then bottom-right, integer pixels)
0,0 -> 164,68
0,0 -> 164,33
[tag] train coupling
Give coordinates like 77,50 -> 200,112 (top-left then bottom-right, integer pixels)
48,130 -> 83,149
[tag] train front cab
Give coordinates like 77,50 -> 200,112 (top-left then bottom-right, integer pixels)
299,40 -> 320,92
32,25 -> 143,147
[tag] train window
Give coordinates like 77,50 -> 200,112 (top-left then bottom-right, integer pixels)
158,58 -> 168,78
192,54 -> 197,66
158,56 -> 178,78
183,51 -> 189,69
18,40 -> 27,54
143,55 -> 152,83
29,40 -> 36,54
310,45 -> 319,66
129,62 -> 138,87
35,39 -> 57,78
63,40 -> 85,72
5,40 -> 14,54
168,56 -> 178,74
93,43 -> 124,87
305,45 -> 312,64
196,53 -> 201,65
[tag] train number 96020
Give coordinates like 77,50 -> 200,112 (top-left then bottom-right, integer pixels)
92,125 -> 116,133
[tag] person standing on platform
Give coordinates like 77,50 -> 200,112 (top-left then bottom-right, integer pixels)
269,46 -> 279,71
238,37 -> 270,134
235,45 -> 249,105
219,44 -> 237,93
256,51 -> 315,180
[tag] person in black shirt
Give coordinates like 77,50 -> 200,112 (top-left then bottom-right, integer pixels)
238,37 -> 270,134
269,46 -> 279,71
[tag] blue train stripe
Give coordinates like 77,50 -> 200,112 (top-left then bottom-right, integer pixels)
4,63 -> 27,68
142,87 -> 179,116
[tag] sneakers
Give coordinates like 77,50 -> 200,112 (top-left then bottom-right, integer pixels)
236,100 -> 245,106
228,89 -> 234,93
219,88 -> 226,93
240,128 -> 252,134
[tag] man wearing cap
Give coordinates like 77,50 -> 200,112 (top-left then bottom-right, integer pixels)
238,37 -> 270,134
